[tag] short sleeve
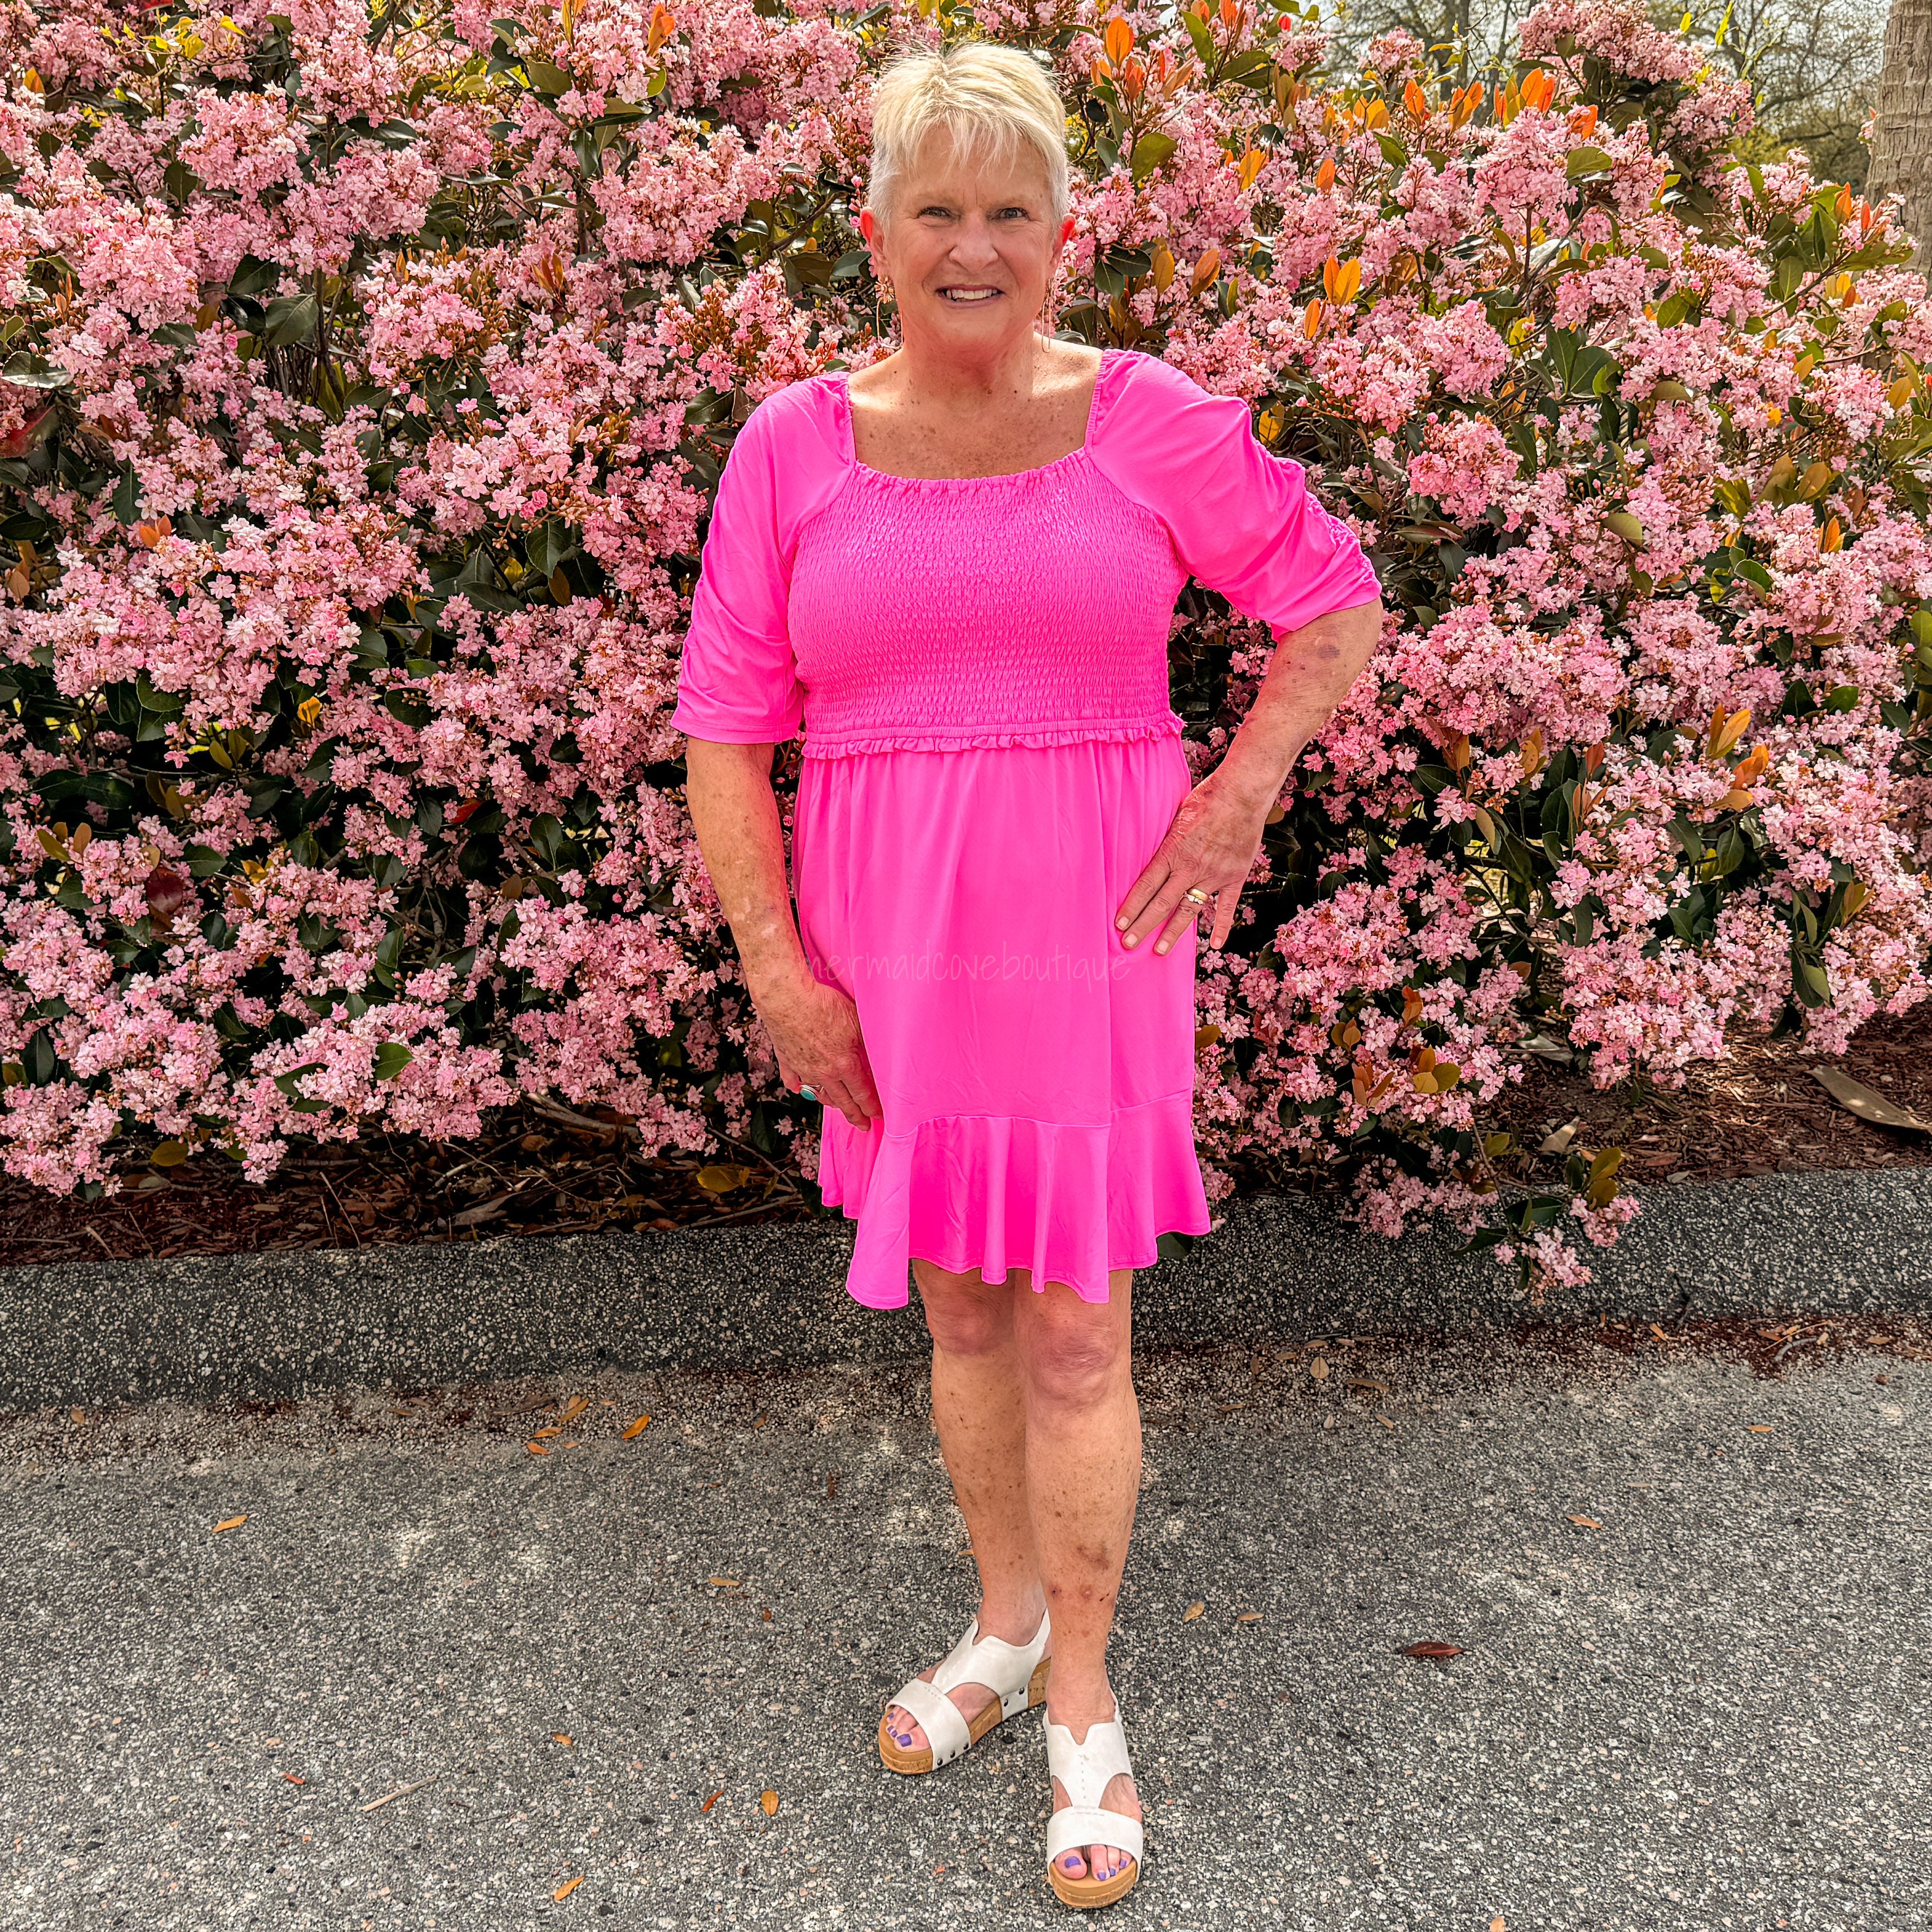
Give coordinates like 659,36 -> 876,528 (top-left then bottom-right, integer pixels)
669,380 -> 848,745
1089,353 -> 1381,636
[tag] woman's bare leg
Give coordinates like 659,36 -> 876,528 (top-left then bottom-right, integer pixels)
882,1261 -> 1046,1753
1014,1268 -> 1143,1887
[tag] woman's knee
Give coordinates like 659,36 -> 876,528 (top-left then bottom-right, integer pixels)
1016,1278 -> 1131,1411
913,1261 -> 1014,1358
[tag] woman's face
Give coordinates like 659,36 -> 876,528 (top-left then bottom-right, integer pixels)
861,127 -> 1072,355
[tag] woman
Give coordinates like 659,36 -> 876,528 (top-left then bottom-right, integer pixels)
672,41 -> 1383,1910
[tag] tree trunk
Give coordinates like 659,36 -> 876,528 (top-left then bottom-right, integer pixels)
1869,0 -> 1932,266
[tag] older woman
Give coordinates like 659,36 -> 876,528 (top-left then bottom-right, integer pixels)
672,41 -> 1382,1911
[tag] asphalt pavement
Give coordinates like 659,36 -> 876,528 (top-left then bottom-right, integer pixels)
2,1322 -> 1926,1930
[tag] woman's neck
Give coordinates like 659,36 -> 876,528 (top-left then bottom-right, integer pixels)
886,325 -> 1050,412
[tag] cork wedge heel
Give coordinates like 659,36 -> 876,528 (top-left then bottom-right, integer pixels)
877,1611 -> 1052,1775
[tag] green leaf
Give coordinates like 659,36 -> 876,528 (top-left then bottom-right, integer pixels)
372,1041 -> 413,1081
523,56 -> 574,93
1565,146 -> 1614,180
1129,132 -> 1176,183
148,322 -> 199,349
2,352 -> 71,391
263,291 -> 318,347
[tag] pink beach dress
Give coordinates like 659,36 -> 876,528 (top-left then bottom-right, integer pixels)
670,347 -> 1379,1310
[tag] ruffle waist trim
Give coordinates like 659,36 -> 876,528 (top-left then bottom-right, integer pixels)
800,715 -> 1184,759
817,1095 -> 1212,1308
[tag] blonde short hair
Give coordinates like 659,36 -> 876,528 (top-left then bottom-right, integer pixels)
867,42 -> 1070,228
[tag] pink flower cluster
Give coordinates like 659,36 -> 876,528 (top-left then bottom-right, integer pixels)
1,0 -> 1928,1293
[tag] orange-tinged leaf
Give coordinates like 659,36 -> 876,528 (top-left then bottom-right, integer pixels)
1303,297 -> 1323,339
1315,157 -> 1336,194
700,1789 -> 723,1812
1566,1514 -> 1601,1529
760,1789 -> 780,1815
282,1772 -> 305,1784
1238,1610 -> 1262,1622
527,1442 -> 549,1455
1236,147 -> 1265,192
553,1875 -> 583,1901
1491,1918 -> 1507,1932
531,1425 -> 561,1438
622,1414 -> 652,1440
1187,248 -> 1221,300
1195,1023 -> 1222,1051
1103,16 -> 1133,65
1403,78 -> 1428,118
559,1394 -> 589,1422
553,1732 -> 574,1746
1747,1424 -> 1775,1433
213,1515 -> 247,1533
1182,1600 -> 1205,1621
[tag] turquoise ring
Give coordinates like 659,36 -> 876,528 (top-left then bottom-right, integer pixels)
799,1085 -> 817,1102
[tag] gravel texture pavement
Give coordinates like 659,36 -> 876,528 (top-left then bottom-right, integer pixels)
7,1167 -> 1932,1411
3,1320 -> 1926,1930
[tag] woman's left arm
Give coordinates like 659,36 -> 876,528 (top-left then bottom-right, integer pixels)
1115,595 -> 1383,955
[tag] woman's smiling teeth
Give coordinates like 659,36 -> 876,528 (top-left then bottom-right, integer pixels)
940,285 -> 1001,303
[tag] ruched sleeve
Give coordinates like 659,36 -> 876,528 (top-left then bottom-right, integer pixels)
1088,351 -> 1381,636
670,378 -> 850,745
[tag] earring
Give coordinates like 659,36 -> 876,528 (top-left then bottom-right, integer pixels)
874,272 -> 895,343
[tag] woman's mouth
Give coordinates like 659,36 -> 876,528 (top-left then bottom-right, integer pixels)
938,286 -> 1001,304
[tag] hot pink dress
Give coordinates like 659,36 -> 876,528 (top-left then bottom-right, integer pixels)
670,347 -> 1379,1310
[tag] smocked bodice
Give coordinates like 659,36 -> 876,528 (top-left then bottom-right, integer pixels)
788,426 -> 1188,759
670,349 -> 1381,760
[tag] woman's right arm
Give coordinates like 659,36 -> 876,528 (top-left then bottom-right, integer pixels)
683,738 -> 880,1129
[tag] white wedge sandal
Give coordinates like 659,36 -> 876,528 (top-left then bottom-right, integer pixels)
877,1609 -> 1052,1775
1044,1701 -> 1144,1909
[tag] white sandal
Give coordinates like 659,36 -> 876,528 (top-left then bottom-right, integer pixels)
1044,1701 -> 1144,1908
877,1609 -> 1051,1774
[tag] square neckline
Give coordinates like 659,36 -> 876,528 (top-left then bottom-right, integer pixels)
831,346 -> 1125,487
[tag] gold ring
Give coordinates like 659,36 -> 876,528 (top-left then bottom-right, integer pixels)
1182,887 -> 1209,905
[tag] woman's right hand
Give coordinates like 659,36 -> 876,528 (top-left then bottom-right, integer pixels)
758,972 -> 881,1129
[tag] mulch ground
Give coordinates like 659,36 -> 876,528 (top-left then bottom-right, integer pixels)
5,1002 -> 1931,1270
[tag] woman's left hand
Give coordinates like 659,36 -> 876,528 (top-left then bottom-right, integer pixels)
1114,772 -> 1273,957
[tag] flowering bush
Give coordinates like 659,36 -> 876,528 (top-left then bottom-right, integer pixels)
2,0 -> 1929,1287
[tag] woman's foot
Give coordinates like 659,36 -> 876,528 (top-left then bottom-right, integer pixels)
881,1601 -> 1050,1757
1046,1691 -> 1142,1890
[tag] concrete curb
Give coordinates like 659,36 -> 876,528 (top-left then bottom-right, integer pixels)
5,1166 -> 1928,1412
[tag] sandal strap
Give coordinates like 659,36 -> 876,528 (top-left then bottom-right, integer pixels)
1046,1806 -> 1144,1867
891,1676 -> 970,1764
1044,1711 -> 1142,1865
1043,1714 -> 1134,1807
928,1613 -> 1050,1699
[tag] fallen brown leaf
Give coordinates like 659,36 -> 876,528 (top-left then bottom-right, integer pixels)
1376,1413 -> 1397,1430
553,1733 -> 573,1747
1567,1514 -> 1602,1529
281,1772 -> 305,1785
760,1789 -> 780,1815
1238,1611 -> 1262,1622
213,1515 -> 247,1534
1308,1357 -> 1330,1380
531,1427 -> 561,1440
1347,1378 -> 1387,1394
553,1875 -> 583,1901
1648,1323 -> 1673,1342
1182,1600 -> 1205,1622
708,1575 -> 741,1588
1401,1641 -> 1464,1660
622,1415 -> 652,1440
700,1790 -> 722,1814
69,1407 -> 85,1425
1491,1918 -> 1507,1932
1747,1424 -> 1775,1433
559,1395 -> 589,1422
1807,1066 -> 1932,1133
527,1442 -> 549,1456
